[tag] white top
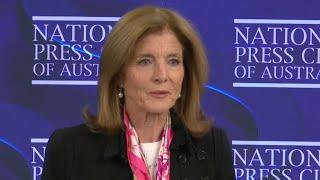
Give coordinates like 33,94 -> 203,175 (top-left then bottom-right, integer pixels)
140,140 -> 161,179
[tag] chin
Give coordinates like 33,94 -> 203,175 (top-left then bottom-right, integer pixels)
146,107 -> 171,114
145,103 -> 174,114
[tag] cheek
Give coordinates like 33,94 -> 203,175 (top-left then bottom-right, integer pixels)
173,68 -> 184,91
123,70 -> 149,97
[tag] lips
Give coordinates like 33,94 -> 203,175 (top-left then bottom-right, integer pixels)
149,90 -> 171,98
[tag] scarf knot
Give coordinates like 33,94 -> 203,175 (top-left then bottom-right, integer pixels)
123,110 -> 173,180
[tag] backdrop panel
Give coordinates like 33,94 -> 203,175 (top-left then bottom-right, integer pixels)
1,0 -> 320,179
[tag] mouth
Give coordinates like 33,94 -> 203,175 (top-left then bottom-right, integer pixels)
149,90 -> 171,98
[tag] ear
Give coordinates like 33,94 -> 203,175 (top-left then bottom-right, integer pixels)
116,73 -> 125,88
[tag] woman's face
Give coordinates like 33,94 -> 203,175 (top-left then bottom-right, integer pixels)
123,29 -> 184,114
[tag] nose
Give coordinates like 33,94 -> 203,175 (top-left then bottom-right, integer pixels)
152,61 -> 168,83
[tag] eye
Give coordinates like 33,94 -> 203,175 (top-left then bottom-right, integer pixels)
137,57 -> 152,66
168,58 -> 181,66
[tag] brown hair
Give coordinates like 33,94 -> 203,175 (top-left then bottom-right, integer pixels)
84,6 -> 211,137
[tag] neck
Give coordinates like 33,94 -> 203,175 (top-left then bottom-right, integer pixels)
126,109 -> 168,143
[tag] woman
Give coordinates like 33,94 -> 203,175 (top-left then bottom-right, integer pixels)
42,6 -> 235,180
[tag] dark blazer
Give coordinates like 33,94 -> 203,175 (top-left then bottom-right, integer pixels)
42,116 -> 235,180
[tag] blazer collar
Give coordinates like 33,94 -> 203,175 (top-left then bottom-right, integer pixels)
102,130 -> 127,160
169,111 -> 189,150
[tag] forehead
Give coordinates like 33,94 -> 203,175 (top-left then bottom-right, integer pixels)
134,29 -> 183,55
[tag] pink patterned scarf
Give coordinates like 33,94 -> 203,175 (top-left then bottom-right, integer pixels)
123,110 -> 174,180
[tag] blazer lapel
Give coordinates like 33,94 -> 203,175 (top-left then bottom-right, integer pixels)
101,131 -> 132,179
170,111 -> 193,180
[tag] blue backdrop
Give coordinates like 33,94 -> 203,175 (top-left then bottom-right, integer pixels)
1,0 -> 320,179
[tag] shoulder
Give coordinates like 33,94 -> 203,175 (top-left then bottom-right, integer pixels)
48,123 -> 106,142
206,126 -> 235,179
187,126 -> 235,179
44,123 -> 108,162
46,123 -> 105,153
42,124 -> 106,179
211,127 -> 232,146
193,126 -> 231,147
45,123 -> 94,156
186,126 -> 233,163
49,123 -> 92,139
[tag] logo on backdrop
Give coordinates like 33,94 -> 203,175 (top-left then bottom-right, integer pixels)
31,138 -> 47,180
233,19 -> 320,88
32,16 -> 119,85
232,141 -> 320,180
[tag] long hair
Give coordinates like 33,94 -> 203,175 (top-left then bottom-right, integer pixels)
84,6 -> 211,137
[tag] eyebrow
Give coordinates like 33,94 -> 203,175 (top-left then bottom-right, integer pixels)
135,54 -> 154,59
167,53 -> 182,58
135,53 -> 182,58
